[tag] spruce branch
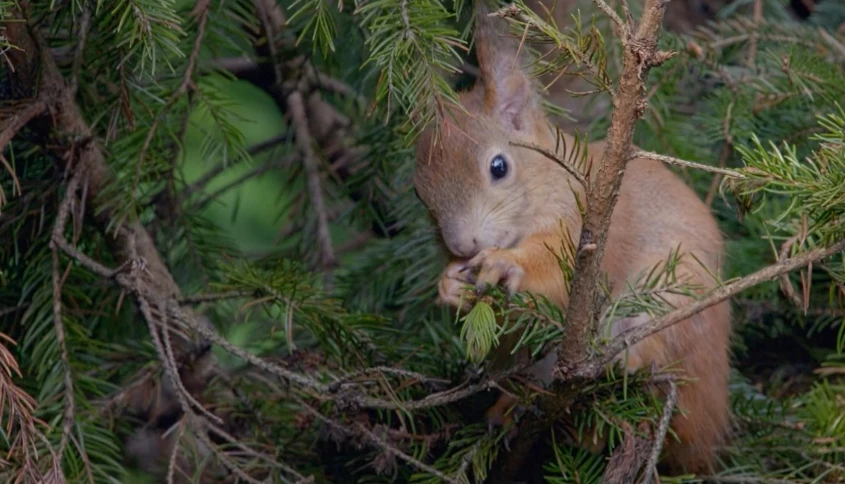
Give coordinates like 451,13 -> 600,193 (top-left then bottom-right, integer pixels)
554,0 -> 673,375
131,0 -> 210,205
292,395 -> 459,484
583,239 -> 845,378
132,0 -> 210,198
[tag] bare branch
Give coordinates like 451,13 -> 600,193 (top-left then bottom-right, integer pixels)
287,91 -> 336,270
631,150 -> 745,178
49,170 -> 82,468
591,0 -> 628,39
69,6 -> 91,96
639,380 -> 677,484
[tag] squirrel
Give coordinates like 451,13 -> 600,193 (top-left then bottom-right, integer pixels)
413,0 -> 732,475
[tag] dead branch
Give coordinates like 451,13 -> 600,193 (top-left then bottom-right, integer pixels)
639,380 -> 678,484
0,333 -> 51,482
286,90 -> 336,270
69,6 -> 91,96
631,150 -> 745,178
49,169 -> 83,470
555,0 -> 673,374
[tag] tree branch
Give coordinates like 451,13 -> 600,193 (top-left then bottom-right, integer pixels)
49,170 -> 82,470
555,0 -> 673,375
581,239 -> 845,378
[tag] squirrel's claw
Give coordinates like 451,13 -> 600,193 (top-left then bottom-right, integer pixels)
467,248 -> 525,297
437,260 -> 475,311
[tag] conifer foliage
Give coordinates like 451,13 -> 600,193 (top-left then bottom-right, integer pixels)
1,0 -> 844,482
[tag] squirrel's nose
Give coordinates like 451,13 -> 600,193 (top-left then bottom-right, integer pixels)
450,236 -> 479,259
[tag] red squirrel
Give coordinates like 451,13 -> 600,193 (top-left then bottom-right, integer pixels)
413,0 -> 732,474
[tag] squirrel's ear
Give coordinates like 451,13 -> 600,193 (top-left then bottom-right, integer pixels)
474,0 -> 537,131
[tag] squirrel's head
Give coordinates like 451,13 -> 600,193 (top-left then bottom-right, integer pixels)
414,0 -> 579,259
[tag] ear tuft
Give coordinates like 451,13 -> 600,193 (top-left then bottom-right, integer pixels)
473,0 -> 538,132
496,74 -> 532,131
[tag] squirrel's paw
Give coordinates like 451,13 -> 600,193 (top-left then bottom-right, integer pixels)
437,260 -> 475,311
468,248 -> 525,296
485,393 -> 520,450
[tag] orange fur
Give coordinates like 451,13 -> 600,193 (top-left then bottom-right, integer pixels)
413,0 -> 732,474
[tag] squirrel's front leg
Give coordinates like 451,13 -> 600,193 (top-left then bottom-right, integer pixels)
468,231 -> 570,308
437,232 -> 571,436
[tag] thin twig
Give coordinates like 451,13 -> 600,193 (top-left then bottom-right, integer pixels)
632,150 -> 745,178
192,155 -> 294,212
166,421 -> 186,484
49,170 -> 83,465
293,394 -> 458,484
132,1 -> 210,203
179,133 -> 290,204
329,366 -> 451,392
205,424 -> 311,481
69,6 -> 91,96
0,304 -> 29,318
639,380 -> 677,484
178,290 -> 255,305
166,300 -> 329,392
511,140 -> 587,187
287,91 -> 336,270
591,0 -> 628,40
778,234 -> 806,311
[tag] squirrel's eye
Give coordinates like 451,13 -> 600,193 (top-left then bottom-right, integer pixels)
490,155 -> 508,180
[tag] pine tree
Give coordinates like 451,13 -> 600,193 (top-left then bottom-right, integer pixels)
0,0 -> 843,483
